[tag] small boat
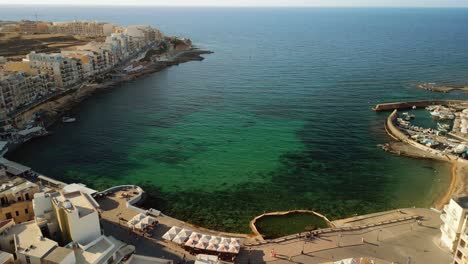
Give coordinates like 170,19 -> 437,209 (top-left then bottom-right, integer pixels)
62,117 -> 76,123
437,123 -> 450,131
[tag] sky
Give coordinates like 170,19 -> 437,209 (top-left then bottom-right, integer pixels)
0,0 -> 468,7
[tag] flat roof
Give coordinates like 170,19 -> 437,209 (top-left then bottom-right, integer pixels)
74,236 -> 117,264
126,254 -> 173,264
63,183 -> 97,196
12,221 -> 57,259
42,246 -> 74,263
58,191 -> 98,218
0,158 -> 31,175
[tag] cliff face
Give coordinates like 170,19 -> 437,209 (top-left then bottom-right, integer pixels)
171,38 -> 192,51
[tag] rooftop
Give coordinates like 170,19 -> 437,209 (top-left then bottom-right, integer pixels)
126,254 -> 173,264
74,235 -> 120,264
55,191 -> 98,218
63,183 -> 97,196
11,221 -> 57,259
42,245 -> 74,263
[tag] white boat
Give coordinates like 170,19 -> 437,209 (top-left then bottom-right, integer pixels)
62,117 -> 76,123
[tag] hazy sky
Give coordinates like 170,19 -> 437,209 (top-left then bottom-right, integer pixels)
1,0 -> 468,7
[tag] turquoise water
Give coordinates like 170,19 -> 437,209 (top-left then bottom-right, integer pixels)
2,7 -> 468,233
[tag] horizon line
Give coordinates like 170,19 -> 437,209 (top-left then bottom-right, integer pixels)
1,3 -> 468,8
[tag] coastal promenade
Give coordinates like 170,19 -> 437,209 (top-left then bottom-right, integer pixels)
93,182 -> 453,263
237,208 -> 451,263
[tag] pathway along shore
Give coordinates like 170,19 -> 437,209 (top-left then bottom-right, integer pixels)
378,101 -> 468,209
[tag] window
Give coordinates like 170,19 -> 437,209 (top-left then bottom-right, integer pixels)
26,256 -> 31,264
15,211 -> 19,216
457,250 -> 463,259
5,213 -> 12,219
461,239 -> 466,248
25,209 -> 29,214
17,197 -> 22,201
25,193 -> 30,200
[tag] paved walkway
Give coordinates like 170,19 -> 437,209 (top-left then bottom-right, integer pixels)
237,208 -> 452,263
98,190 -> 452,264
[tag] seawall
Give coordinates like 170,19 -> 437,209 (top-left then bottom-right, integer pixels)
373,100 -> 467,112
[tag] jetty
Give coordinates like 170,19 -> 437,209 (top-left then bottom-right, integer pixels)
372,99 -> 468,111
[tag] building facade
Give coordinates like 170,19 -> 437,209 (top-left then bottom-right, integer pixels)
441,197 -> 468,252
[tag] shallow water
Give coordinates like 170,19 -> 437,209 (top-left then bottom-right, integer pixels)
254,212 -> 329,239
2,7 -> 468,232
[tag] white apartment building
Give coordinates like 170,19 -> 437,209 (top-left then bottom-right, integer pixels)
49,21 -> 115,37
33,191 -> 101,245
0,72 -> 53,114
453,218 -> 468,264
25,52 -> 82,88
441,197 -> 468,251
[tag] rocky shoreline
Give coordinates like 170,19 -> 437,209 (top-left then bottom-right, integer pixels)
416,83 -> 468,93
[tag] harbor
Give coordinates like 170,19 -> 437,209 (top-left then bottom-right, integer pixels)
377,100 -> 468,209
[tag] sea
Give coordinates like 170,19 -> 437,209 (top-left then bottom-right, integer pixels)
2,6 -> 468,233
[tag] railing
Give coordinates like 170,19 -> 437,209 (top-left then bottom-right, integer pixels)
244,215 -> 421,247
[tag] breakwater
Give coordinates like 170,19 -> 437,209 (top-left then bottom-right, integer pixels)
373,100 -> 467,112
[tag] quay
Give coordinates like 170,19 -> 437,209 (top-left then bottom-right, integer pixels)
372,99 -> 468,111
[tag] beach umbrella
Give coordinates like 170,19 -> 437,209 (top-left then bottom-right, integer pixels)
219,237 -> 231,246
229,239 -> 240,248
195,240 -> 208,250
209,236 -> 221,245
228,245 -> 240,254
177,229 -> 192,238
140,216 -> 156,225
217,244 -> 229,253
134,222 -> 146,230
127,219 -> 138,228
172,229 -> 192,244
189,232 -> 202,241
162,226 -> 182,241
131,213 -> 146,222
206,243 -> 218,251
185,238 -> 198,247
199,235 -> 211,243
172,235 -> 187,245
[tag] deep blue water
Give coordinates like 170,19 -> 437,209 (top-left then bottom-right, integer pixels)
2,6 -> 468,232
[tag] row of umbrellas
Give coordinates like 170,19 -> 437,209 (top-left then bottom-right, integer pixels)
127,213 -> 157,230
162,226 -> 241,254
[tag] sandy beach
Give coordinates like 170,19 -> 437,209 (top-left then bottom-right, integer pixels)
382,141 -> 468,210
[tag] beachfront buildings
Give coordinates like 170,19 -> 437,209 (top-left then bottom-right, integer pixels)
441,197 -> 468,251
0,71 -> 54,117
0,21 -> 165,132
34,191 -> 101,245
0,189 -> 134,263
0,170 -> 39,224
49,21 -> 116,37
454,221 -> 468,264
25,52 -> 83,88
